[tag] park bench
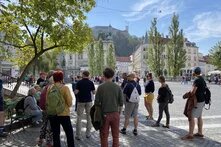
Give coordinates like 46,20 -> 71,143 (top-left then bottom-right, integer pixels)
4,98 -> 33,133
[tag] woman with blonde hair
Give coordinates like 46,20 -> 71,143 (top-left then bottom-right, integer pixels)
144,73 -> 155,120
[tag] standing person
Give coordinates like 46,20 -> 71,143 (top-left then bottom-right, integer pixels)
37,71 -> 54,147
72,76 -> 81,111
0,79 -> 7,137
95,68 -> 123,147
120,73 -> 141,136
75,71 -> 95,140
48,71 -> 75,147
144,73 -> 155,120
37,72 -> 47,87
181,67 -> 206,140
120,73 -> 128,90
152,76 -> 170,128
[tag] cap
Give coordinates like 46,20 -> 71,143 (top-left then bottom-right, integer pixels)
193,67 -> 201,75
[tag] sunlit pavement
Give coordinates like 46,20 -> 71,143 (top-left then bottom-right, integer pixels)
1,82 -> 221,147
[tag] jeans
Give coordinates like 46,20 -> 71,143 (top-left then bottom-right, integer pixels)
100,112 -> 120,147
49,116 -> 75,147
156,103 -> 170,125
31,110 -> 42,122
76,102 -> 92,137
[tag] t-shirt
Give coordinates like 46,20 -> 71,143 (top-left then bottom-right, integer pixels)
145,80 -> 155,93
193,76 -> 206,102
123,80 -> 142,102
37,78 -> 45,85
76,78 -> 95,103
95,81 -> 123,114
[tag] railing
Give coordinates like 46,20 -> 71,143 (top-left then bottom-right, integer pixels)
0,72 -> 17,85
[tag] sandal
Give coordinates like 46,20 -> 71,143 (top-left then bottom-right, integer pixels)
181,135 -> 194,140
193,133 -> 204,138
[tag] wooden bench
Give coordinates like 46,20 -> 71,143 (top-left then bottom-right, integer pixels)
4,98 -> 32,133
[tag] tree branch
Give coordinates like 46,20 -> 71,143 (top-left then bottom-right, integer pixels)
34,26 -> 41,41
0,40 -> 33,49
40,31 -> 44,51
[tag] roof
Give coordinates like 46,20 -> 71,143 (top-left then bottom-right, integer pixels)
116,56 -> 131,62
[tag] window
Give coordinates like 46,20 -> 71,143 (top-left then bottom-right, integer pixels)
78,54 -> 83,59
69,55 -> 72,60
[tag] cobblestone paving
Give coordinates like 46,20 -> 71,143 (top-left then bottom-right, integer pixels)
1,82 -> 221,147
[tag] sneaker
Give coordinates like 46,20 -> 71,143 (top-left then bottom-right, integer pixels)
120,128 -> 126,135
133,129 -> 138,136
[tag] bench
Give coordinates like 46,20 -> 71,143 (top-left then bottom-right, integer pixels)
4,98 -> 32,133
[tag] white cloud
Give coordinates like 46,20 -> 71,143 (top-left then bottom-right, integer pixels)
123,0 -> 182,22
185,11 -> 221,41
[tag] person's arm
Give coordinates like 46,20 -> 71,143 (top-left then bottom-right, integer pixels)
74,82 -> 79,94
138,85 -> 142,95
91,82 -> 96,94
95,86 -> 101,106
118,88 -> 124,107
63,86 -> 73,107
191,80 -> 198,95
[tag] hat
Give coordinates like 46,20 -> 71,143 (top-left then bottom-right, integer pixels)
193,67 -> 201,75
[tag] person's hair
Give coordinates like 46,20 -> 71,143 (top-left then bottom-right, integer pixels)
193,67 -> 201,75
147,73 -> 153,79
28,87 -> 36,96
103,68 -> 115,79
47,70 -> 55,79
127,73 -> 136,81
82,71 -> 90,77
158,75 -> 165,83
53,71 -> 64,82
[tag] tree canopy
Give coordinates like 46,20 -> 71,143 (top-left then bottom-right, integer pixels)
0,0 -> 95,97
209,41 -> 221,69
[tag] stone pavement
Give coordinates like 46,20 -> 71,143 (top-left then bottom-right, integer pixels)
1,82 -> 221,147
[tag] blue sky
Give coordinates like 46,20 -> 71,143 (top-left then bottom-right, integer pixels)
86,0 -> 221,55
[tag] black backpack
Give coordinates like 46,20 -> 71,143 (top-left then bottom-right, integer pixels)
15,96 -> 29,114
204,87 -> 211,110
166,85 -> 174,104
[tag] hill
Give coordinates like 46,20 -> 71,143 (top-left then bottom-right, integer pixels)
92,25 -> 142,56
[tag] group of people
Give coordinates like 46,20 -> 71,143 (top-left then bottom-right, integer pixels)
0,66 -> 207,146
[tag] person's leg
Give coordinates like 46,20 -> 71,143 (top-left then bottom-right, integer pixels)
100,114 -> 110,147
164,104 -> 170,126
49,116 -> 61,147
85,102 -> 93,137
38,112 -> 47,143
110,112 -> 120,147
144,98 -> 150,117
31,110 -> 42,122
0,111 -> 5,126
74,95 -> 78,111
134,116 -> 138,129
156,103 -> 165,125
76,102 -> 85,138
189,117 -> 195,136
197,116 -> 203,135
60,116 -> 75,147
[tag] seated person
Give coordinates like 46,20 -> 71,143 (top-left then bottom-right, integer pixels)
24,87 -> 42,124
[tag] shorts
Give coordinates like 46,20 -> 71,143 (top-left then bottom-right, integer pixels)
144,93 -> 154,104
124,102 -> 139,118
192,102 -> 205,118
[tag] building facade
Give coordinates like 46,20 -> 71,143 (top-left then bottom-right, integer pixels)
116,56 -> 131,74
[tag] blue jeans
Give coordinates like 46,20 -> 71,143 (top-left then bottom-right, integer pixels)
31,110 -> 42,122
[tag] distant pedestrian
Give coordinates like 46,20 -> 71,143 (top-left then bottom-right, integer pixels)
120,73 -> 141,136
181,67 -> 206,140
152,75 -> 170,128
72,76 -> 81,111
37,72 -> 47,87
144,73 -> 155,120
75,71 -> 95,140
0,79 -> 8,137
95,68 -> 123,147
48,71 -> 75,147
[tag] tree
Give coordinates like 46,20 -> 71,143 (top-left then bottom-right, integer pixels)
88,43 -> 96,76
167,14 -> 186,77
147,18 -> 165,77
0,0 -> 95,98
95,39 -> 104,75
106,44 -> 116,70
209,41 -> 221,69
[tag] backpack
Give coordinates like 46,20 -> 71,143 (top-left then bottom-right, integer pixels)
15,96 -> 29,114
129,83 -> 140,103
166,86 -> 174,104
46,85 -> 65,115
204,87 -> 211,110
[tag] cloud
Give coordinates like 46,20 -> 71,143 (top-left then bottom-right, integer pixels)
123,0 -> 182,22
185,11 -> 221,42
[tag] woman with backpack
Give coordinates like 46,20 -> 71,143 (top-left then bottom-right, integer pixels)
47,70 -> 75,147
152,75 -> 170,128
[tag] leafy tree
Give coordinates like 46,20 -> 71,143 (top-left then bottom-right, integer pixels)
106,44 -> 116,70
147,18 -> 165,77
209,41 -> 221,69
167,14 -> 186,77
0,0 -> 95,97
95,39 -> 104,75
88,43 -> 96,76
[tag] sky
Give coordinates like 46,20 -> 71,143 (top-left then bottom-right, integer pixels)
86,0 -> 221,55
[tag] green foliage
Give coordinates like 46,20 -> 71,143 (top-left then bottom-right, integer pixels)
107,44 -> 116,70
95,39 -> 104,75
147,18 -> 165,77
209,41 -> 221,69
167,14 -> 186,77
88,43 -> 96,76
0,0 -> 95,97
